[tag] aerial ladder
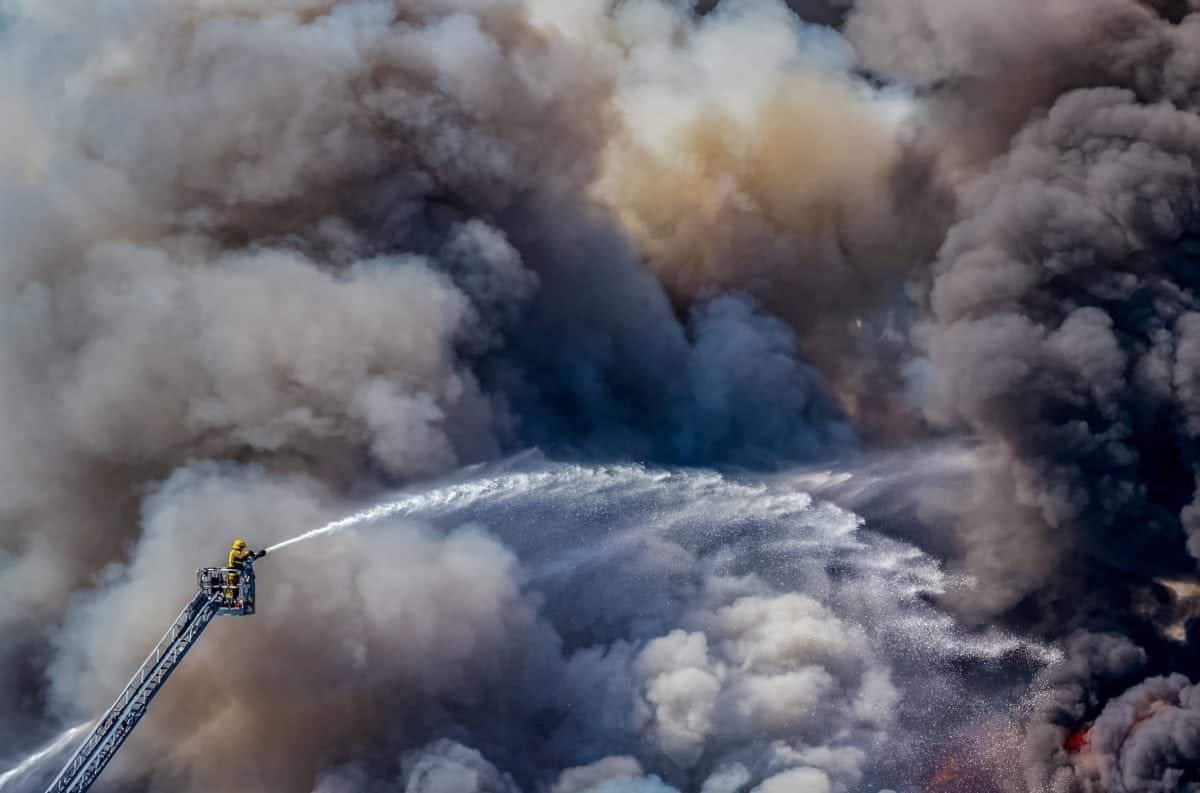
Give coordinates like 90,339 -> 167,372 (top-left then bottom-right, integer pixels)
43,556 -> 264,793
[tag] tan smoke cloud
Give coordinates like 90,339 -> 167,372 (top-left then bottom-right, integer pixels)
599,75 -> 904,321
595,1 -> 930,326
0,0 -> 616,749
584,0 -> 947,441
46,465 -> 560,793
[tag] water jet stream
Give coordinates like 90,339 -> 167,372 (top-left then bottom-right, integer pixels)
0,722 -> 89,791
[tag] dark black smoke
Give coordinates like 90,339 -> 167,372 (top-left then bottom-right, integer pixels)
845,0 -> 1200,788
696,0 -> 853,27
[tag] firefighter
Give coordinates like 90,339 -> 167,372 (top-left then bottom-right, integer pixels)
225,539 -> 266,605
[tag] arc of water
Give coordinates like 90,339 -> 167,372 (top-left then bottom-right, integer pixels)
0,723 -> 90,791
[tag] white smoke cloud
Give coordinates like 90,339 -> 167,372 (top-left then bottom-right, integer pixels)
21,457 -> 1051,793
402,740 -> 523,793
551,757 -> 644,793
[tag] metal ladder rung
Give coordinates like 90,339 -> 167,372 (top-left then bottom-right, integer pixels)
45,591 -> 223,793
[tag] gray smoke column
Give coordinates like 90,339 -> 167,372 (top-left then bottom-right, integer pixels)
847,0 -> 1200,788
910,4 -> 1200,615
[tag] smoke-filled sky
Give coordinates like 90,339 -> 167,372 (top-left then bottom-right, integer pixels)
3,1 -> 1200,792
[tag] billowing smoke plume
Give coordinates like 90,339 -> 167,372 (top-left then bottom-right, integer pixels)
7,0 -> 1200,791
0,0 -> 877,757
36,459 -> 1050,793
900,0 -> 1200,632
847,0 -> 1200,788
0,0 -> 948,789
591,0 -> 946,439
